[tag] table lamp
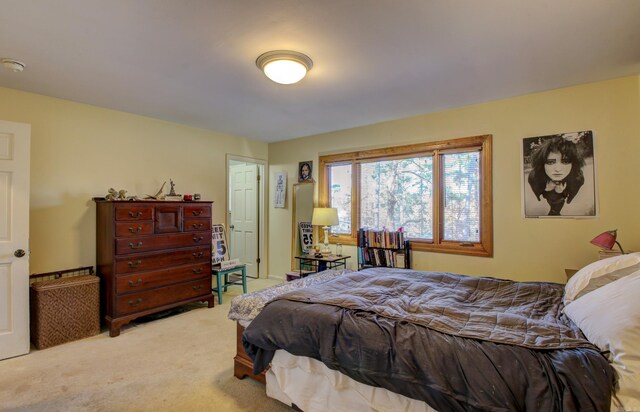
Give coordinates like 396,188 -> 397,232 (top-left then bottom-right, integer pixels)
312,207 -> 339,256
590,229 -> 625,254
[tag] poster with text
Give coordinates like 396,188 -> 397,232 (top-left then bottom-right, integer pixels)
211,224 -> 228,264
299,221 -> 313,252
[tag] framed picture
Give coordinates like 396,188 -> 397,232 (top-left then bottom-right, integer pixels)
211,224 -> 228,265
274,172 -> 287,208
522,130 -> 596,218
298,160 -> 313,183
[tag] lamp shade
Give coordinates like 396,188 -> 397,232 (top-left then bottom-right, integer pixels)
312,208 -> 338,227
590,230 -> 617,250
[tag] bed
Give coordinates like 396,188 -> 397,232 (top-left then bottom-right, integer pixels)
229,257 -> 640,411
229,269 -> 350,383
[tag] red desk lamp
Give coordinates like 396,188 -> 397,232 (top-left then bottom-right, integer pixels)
590,229 -> 625,254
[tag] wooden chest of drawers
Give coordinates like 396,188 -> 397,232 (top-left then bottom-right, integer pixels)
95,200 -> 214,336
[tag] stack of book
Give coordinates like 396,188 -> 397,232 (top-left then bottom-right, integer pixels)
360,247 -> 405,268
164,195 -> 183,201
357,229 -> 405,249
357,228 -> 410,269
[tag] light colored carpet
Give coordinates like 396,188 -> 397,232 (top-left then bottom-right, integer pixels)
0,277 -> 292,412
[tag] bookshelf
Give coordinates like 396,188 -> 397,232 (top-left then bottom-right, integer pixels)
357,229 -> 411,270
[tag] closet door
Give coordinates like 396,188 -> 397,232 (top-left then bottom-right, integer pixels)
0,120 -> 31,360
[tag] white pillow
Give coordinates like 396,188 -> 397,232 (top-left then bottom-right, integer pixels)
564,252 -> 640,304
564,271 -> 640,411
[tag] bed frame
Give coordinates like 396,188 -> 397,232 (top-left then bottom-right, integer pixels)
234,322 -> 266,384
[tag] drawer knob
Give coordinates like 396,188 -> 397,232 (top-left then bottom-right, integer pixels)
192,285 -> 203,290
193,236 -> 203,243
128,226 -> 143,233
129,242 -> 143,249
192,268 -> 203,274
128,298 -> 143,306
128,211 -> 143,218
192,223 -> 204,229
192,252 -> 204,258
128,260 -> 142,268
128,278 -> 143,287
192,210 -> 202,216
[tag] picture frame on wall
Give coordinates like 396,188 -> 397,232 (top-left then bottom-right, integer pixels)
522,130 -> 596,218
274,172 -> 287,208
298,160 -> 313,183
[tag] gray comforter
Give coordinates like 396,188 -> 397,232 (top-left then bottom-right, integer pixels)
243,268 -> 615,411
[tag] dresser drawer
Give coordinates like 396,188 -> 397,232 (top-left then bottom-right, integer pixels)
115,206 -> 153,221
115,232 -> 210,255
184,205 -> 211,219
184,218 -> 211,232
155,205 -> 182,233
116,263 -> 209,294
115,278 -> 211,316
115,222 -> 154,237
115,247 -> 210,274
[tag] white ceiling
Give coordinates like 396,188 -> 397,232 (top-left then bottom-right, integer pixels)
1,1 -> 639,142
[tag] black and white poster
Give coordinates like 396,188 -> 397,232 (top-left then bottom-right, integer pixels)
211,224 -> 228,264
299,221 -> 313,252
522,130 -> 596,218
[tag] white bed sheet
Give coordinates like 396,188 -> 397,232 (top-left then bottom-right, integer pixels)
265,350 -> 622,411
265,350 -> 438,412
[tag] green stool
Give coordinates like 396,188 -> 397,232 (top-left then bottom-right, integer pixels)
212,265 -> 247,304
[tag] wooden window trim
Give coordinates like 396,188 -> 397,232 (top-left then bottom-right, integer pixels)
319,135 -> 493,257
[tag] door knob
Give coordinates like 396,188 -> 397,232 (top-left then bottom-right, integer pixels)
230,225 -> 235,229
14,249 -> 26,258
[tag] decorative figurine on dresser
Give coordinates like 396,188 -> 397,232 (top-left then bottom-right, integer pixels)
94,198 -> 214,336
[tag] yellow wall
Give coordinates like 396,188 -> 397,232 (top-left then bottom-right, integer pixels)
2,75 -> 638,281
0,87 -> 268,274
268,75 -> 640,283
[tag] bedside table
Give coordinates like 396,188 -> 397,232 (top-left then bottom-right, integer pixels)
294,255 -> 350,278
565,269 -> 579,280
598,250 -> 623,260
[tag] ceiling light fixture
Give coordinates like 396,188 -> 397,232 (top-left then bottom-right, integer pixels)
1,58 -> 26,73
256,50 -> 313,85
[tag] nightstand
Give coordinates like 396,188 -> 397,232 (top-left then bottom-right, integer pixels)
565,269 -> 579,280
294,255 -> 350,278
598,250 -> 623,260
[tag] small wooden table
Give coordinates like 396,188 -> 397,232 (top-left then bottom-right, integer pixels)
294,255 -> 350,278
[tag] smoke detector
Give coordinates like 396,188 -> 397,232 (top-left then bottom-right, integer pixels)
1,58 -> 26,72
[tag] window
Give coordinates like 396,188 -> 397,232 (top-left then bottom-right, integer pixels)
360,157 -> 433,239
319,135 -> 492,257
329,164 -> 352,234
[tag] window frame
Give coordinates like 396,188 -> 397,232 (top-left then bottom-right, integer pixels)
319,134 -> 493,257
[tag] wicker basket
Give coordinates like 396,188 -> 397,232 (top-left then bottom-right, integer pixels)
30,271 -> 100,349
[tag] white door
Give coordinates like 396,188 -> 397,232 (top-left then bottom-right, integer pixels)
229,163 -> 259,277
0,120 -> 31,360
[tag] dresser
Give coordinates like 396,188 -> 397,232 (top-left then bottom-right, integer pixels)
95,200 -> 214,336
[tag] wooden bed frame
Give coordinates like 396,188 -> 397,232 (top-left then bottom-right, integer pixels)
234,322 -> 266,384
